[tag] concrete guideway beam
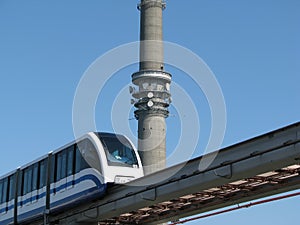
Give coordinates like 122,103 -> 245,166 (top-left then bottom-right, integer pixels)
41,122 -> 300,225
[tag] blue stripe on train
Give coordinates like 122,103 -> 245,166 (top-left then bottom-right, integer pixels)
18,174 -> 102,207
0,174 -> 104,224
0,186 -> 105,225
18,186 -> 106,223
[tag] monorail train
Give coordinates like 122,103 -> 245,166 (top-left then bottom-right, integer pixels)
0,132 -> 144,225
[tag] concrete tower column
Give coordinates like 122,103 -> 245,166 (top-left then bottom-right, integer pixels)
139,0 -> 164,71
131,0 -> 171,175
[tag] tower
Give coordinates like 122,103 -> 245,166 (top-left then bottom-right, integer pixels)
131,0 -> 171,175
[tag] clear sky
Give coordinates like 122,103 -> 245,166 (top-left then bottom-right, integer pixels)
0,0 -> 299,224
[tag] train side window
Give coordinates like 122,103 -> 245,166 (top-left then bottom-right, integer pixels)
67,146 -> 74,176
1,178 -> 8,204
81,157 -> 89,170
75,142 -> 90,173
18,170 -> 23,197
28,167 -> 33,193
50,156 -> 55,184
39,159 -> 47,188
0,180 -> 3,204
32,163 -> 38,191
75,145 -> 81,173
61,151 -> 67,178
23,167 -> 33,195
8,175 -> 15,201
85,140 -> 101,173
56,151 -> 67,181
22,169 -> 27,195
56,154 -> 62,181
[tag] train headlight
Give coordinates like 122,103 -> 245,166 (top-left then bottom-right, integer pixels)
114,176 -> 135,184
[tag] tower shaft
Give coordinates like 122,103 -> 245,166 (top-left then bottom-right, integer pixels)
139,0 -> 164,71
131,0 -> 171,175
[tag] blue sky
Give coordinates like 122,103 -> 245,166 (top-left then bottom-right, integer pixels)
0,0 -> 299,224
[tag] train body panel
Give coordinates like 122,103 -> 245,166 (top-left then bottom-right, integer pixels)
49,168 -> 105,211
0,132 -> 143,225
0,200 -> 13,225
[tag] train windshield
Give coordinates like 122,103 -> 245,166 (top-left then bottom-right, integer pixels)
97,133 -> 139,167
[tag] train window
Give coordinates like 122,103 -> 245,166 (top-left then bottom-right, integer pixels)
18,170 -> 23,197
81,156 -> 90,170
39,159 -> 47,188
75,143 -> 90,173
50,155 -> 55,184
23,169 -> 27,195
8,175 -> 15,201
100,135 -> 138,167
23,167 -> 33,195
3,178 -> 8,203
56,151 -> 67,181
2,178 -> 8,202
61,152 -> 67,178
32,163 -> 38,191
1,178 -> 8,204
0,180 -> 3,204
67,146 -> 74,176
56,154 -> 62,181
75,145 -> 81,173
28,168 -> 33,193
81,139 -> 101,172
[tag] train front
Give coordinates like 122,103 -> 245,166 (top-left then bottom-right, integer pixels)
92,132 -> 144,184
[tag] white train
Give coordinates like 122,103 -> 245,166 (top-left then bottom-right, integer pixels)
0,132 -> 144,225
